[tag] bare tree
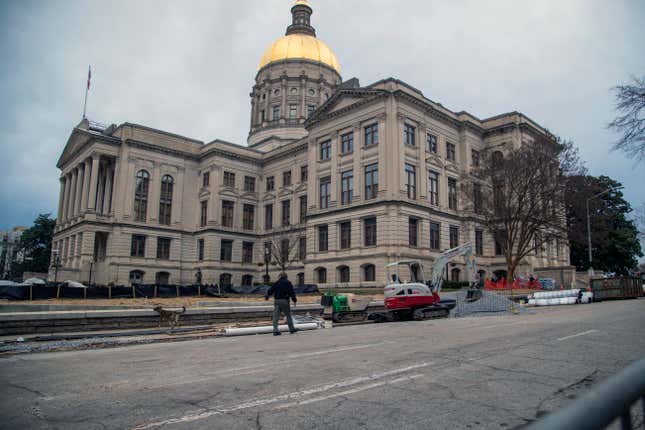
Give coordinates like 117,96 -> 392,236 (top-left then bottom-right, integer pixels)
262,230 -> 305,274
608,75 -> 645,162
462,136 -> 585,280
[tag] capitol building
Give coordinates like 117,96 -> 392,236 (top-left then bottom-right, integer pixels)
50,0 -> 570,287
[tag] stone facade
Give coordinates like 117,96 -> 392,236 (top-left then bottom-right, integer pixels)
50,1 -> 570,287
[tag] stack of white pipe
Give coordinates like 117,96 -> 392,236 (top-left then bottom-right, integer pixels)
527,289 -> 590,307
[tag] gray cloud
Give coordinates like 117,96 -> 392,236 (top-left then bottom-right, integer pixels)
1,0 -> 644,231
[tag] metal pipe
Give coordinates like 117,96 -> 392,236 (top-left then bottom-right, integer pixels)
224,322 -> 319,337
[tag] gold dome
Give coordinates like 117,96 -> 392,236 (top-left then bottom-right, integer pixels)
258,34 -> 341,74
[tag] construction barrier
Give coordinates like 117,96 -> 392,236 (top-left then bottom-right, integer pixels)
484,278 -> 543,290
0,282 -> 320,301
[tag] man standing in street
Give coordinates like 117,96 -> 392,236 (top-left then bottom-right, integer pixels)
265,273 -> 298,335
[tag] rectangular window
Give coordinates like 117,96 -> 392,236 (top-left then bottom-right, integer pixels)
307,104 -> 316,117
340,221 -> 352,249
364,163 -> 379,199
242,241 -> 254,264
318,225 -> 328,252
474,183 -> 482,213
404,123 -> 416,146
223,171 -> 235,188
341,132 -> 354,154
405,164 -> 416,199
289,104 -> 297,119
449,226 -> 459,248
320,176 -> 331,209
220,239 -> 232,261
244,176 -> 256,192
281,199 -> 291,226
200,201 -> 208,227
264,204 -> 273,230
198,238 -> 204,261
300,165 -> 308,182
156,237 -> 171,260
448,178 -> 458,210
475,230 -> 483,256
428,171 -> 439,205
495,231 -> 506,256
266,176 -> 275,191
409,218 -> 418,247
446,142 -> 456,162
272,105 -> 280,120
283,170 -> 292,187
202,172 -> 210,187
280,239 -> 290,262
221,200 -> 234,227
364,217 -> 377,246
243,204 -> 255,230
427,133 -> 437,153
472,149 -> 480,167
364,123 -> 379,146
299,196 -> 307,223
341,170 -> 353,205
260,109 -> 265,122
320,140 -> 331,160
430,222 -> 440,250
299,236 -> 306,260
130,235 -> 146,258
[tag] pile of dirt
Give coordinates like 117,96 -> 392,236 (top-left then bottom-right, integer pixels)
450,290 -> 526,317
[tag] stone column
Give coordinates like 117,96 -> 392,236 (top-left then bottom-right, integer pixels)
377,114 -> 388,196
208,167 -> 219,225
96,164 -> 106,215
67,169 -> 78,220
57,177 -> 66,223
62,174 -> 72,221
281,77 -> 287,119
171,168 -> 184,225
418,125 -> 428,200
80,159 -> 91,213
104,164 -> 114,216
352,124 -> 362,201
149,163 -> 160,222
330,132 -> 338,206
109,159 -> 119,215
74,165 -> 84,217
87,155 -> 100,212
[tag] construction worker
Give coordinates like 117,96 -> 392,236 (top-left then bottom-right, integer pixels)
265,273 -> 298,336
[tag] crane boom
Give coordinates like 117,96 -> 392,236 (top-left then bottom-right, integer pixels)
430,242 -> 477,293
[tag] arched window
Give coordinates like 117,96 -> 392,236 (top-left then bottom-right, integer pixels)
451,268 -> 461,282
241,274 -> 253,286
219,273 -> 232,287
337,265 -> 350,283
362,264 -> 376,282
159,175 -> 174,225
129,270 -> 145,286
315,267 -> 327,284
134,170 -> 150,222
155,271 -> 170,285
297,272 -> 305,286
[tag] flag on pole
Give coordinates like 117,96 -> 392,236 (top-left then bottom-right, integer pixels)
87,66 -> 91,90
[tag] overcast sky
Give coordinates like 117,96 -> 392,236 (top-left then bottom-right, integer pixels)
1,0 -> 644,233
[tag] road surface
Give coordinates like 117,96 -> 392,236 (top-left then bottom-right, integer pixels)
1,299 -> 644,429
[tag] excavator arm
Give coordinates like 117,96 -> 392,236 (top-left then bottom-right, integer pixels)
430,242 -> 477,293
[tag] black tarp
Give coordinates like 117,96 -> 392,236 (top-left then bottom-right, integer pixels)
31,284 -> 58,299
0,285 -> 28,300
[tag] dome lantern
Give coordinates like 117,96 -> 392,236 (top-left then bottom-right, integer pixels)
287,0 -> 315,37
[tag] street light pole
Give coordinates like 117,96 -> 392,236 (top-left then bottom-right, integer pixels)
586,186 -> 623,278
263,245 -> 271,284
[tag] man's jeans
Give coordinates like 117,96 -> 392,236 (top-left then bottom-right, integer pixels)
273,299 -> 295,332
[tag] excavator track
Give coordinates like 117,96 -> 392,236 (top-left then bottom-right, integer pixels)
332,311 -> 369,323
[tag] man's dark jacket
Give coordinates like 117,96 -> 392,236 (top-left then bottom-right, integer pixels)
266,278 -> 297,302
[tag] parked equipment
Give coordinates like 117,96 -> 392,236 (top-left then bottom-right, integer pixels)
322,243 -> 478,323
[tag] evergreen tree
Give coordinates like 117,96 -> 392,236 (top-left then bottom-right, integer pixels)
566,176 -> 642,274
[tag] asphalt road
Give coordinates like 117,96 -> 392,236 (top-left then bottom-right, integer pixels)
1,299 -> 644,430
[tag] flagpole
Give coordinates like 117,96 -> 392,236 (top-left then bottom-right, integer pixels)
82,65 -> 91,119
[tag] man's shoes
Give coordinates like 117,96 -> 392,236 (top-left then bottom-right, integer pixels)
273,331 -> 282,336
289,329 -> 299,334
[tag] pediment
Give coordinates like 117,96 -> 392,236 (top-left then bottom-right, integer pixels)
306,89 -> 388,127
57,128 -> 92,168
219,188 -> 239,198
294,182 -> 308,193
278,188 -> 293,198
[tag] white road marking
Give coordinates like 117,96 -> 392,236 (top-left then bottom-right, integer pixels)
274,373 -> 424,410
129,362 -> 432,429
287,343 -> 384,358
557,329 -> 599,341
